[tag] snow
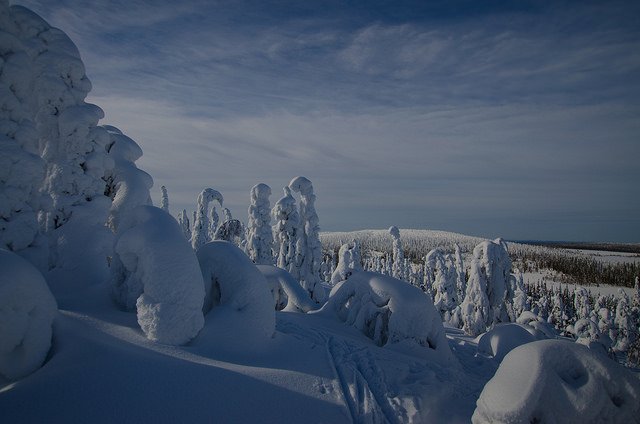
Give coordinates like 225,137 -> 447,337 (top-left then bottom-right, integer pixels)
476,323 -> 539,363
473,339 -> 640,423
0,249 -> 57,380
2,2 -> 640,422
318,271 -> 454,364
110,205 -> 205,345
257,264 -> 318,313
197,241 -> 275,340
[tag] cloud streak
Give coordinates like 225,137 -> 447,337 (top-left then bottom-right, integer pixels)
14,0 -> 640,241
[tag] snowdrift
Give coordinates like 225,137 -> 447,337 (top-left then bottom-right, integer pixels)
473,339 -> 640,423
0,249 -> 57,380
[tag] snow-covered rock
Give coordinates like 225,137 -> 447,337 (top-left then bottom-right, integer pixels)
110,206 -> 205,345
197,241 -> 275,338
0,249 -> 57,380
318,271 -> 453,363
473,339 -> 640,423
257,265 -> 318,313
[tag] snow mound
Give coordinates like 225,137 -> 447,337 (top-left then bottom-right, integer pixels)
318,271 -> 453,363
0,249 -> 57,380
197,241 -> 275,338
477,323 -> 538,362
473,339 -> 640,423
257,265 -> 318,313
110,206 -> 205,345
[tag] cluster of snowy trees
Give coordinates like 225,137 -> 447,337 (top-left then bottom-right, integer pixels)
168,177 -> 325,303
325,229 -> 640,367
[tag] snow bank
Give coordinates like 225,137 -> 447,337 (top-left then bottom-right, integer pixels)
477,323 -> 538,363
318,271 -> 453,363
0,249 -> 57,380
257,265 -> 318,313
197,241 -> 275,338
473,339 -> 640,423
110,206 -> 204,345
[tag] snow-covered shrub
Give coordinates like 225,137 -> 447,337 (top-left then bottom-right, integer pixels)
318,271 -> 453,363
0,249 -> 57,380
477,323 -> 537,363
197,241 -> 275,338
257,265 -> 318,313
473,340 -> 640,423
110,206 -> 205,345
213,219 -> 245,247
272,186 -> 300,277
245,183 -> 274,265
207,205 -> 219,241
289,176 -> 324,303
191,188 -> 223,251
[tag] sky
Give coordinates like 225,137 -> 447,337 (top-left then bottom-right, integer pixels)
14,0 -> 640,242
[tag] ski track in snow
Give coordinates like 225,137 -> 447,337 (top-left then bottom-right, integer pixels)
279,319 -> 410,424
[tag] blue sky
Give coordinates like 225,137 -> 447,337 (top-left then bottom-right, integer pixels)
15,0 -> 640,241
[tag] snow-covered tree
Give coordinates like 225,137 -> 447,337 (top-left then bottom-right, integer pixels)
614,289 -> 637,353
454,244 -> 466,301
191,188 -> 223,251
573,287 -> 592,321
178,209 -> 191,241
388,226 -> 405,280
245,183 -> 274,265
461,259 -> 491,337
289,176 -> 324,303
272,186 -> 299,277
426,249 -> 457,319
160,185 -> 169,213
330,241 -> 363,285
222,207 -> 232,223
207,205 -> 219,241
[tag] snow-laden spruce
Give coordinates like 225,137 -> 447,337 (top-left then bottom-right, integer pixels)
191,188 -> 223,251
473,339 -> 640,423
257,265 -> 318,312
426,248 -> 458,319
245,183 -> 274,265
319,271 -> 454,363
197,241 -> 275,338
110,206 -> 205,345
160,185 -> 169,213
289,177 -> 325,303
0,249 -> 57,380
272,186 -> 300,277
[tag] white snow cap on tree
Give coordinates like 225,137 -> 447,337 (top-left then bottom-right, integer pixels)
0,249 -> 57,380
110,206 -> 205,345
426,248 -> 458,318
272,186 -> 300,277
257,264 -> 318,313
473,340 -> 640,423
288,176 -> 325,303
246,183 -> 274,265
191,188 -> 223,251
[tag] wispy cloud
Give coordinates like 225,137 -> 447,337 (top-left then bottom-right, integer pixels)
13,0 -> 640,241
